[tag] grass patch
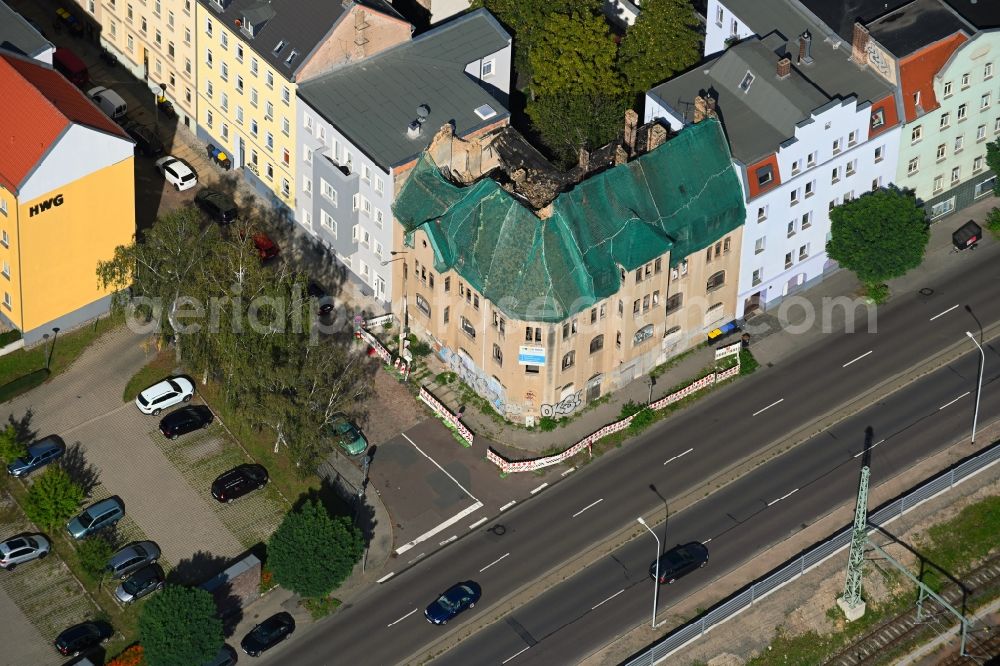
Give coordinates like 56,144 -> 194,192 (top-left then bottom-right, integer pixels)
0,314 -> 122,388
921,495 -> 1000,574
301,595 -> 341,619
121,350 -> 175,402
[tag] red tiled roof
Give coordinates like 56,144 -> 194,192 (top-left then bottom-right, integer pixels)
0,53 -> 128,193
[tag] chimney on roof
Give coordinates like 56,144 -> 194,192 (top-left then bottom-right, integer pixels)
797,30 -> 813,65
850,22 -> 871,67
777,57 -> 791,79
693,94 -> 718,123
623,109 -> 639,155
614,144 -> 628,166
647,124 -> 667,151
407,104 -> 431,139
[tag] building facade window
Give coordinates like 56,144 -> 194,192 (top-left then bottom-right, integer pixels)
706,270 -> 725,291
561,351 -> 575,370
492,344 -> 502,365
590,335 -> 604,353
461,316 -> 475,339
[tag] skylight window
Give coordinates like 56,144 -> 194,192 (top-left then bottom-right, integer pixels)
285,50 -> 298,66
272,40 -> 286,54
739,71 -> 754,93
474,104 -> 497,120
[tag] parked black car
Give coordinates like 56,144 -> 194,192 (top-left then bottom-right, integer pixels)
240,611 -> 294,657
424,581 -> 481,625
306,281 -> 335,316
195,189 -> 238,223
122,121 -> 164,157
54,621 -> 111,657
7,435 -> 65,477
211,464 -> 268,503
159,405 -> 214,439
114,563 -> 165,603
649,542 -> 709,584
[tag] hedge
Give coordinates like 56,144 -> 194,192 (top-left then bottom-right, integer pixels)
0,368 -> 50,403
0,329 -> 21,347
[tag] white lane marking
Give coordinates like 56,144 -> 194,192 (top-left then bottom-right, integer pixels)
468,517 -> 488,530
376,572 -> 396,584
402,433 -> 481,502
664,447 -> 694,466
479,552 -> 510,573
439,535 -> 457,546
702,538 -> 712,545
407,553 -> 426,565
853,439 -> 886,458
530,482 -> 549,495
387,608 -> 417,627
572,498 -> 604,518
561,467 -> 576,477
500,500 -> 517,512
501,647 -> 531,664
939,391 -> 970,410
591,589 -> 625,610
753,398 -> 784,417
843,350 -> 873,368
767,488 -> 799,506
929,304 -> 960,321
395,501 -> 484,555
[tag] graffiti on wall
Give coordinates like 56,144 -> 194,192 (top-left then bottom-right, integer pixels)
540,390 -> 583,418
438,347 -> 507,413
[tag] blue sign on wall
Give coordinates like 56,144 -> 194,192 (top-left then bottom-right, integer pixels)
518,346 -> 546,365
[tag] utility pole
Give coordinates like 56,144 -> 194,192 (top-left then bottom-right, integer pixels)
838,431 -> 871,621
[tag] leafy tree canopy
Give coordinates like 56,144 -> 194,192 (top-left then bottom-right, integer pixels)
0,423 -> 26,465
826,186 -> 929,287
23,466 -> 84,530
618,0 -> 702,93
473,0 -> 587,78
527,92 -> 629,167
529,10 -> 623,98
267,500 -> 364,598
138,585 -> 223,666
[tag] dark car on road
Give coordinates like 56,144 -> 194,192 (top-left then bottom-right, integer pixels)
159,405 -> 214,439
306,281 -> 335,316
240,611 -> 294,657
7,435 -> 65,477
425,581 -> 481,625
54,621 -> 111,657
123,122 -> 164,157
195,189 -> 238,223
649,541 -> 709,584
211,464 -> 268,503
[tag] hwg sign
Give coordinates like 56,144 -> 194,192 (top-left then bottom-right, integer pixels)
29,194 -> 64,217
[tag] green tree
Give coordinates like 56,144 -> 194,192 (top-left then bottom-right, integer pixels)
987,139 -> 1000,194
472,0 -> 580,81
0,423 -> 26,465
23,466 -> 84,530
268,500 -> 364,598
618,0 -> 702,93
527,92 -> 628,166
77,535 -> 115,581
826,186 -> 929,302
96,207 -> 224,364
139,585 -> 223,666
528,11 -> 623,98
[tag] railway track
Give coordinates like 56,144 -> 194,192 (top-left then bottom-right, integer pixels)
825,553 -> 1000,666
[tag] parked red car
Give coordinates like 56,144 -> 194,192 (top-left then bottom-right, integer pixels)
253,232 -> 279,261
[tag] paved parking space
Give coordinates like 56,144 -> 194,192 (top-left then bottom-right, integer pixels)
0,494 -> 98,666
370,418 -> 559,560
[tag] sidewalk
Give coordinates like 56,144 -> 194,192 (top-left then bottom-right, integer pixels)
430,193 -> 1000,453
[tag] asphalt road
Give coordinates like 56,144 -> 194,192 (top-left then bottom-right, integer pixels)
274,241 -> 1000,666
434,347 -> 999,665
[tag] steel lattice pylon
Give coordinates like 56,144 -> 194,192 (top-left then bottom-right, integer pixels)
842,465 -> 870,611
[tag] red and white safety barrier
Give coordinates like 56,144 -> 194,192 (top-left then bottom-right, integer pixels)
419,386 -> 474,446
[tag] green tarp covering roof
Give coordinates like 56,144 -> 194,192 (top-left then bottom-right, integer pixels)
392,119 -> 746,322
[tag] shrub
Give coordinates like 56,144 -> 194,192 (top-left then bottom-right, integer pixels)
0,368 -> 50,404
301,595 -> 341,619
627,407 -> 656,433
23,466 -> 84,530
77,534 -> 115,581
538,416 -> 559,431
406,334 -> 432,358
619,400 -> 645,420
107,644 -> 145,666
986,207 -> 1000,236
0,423 -> 26,464
739,349 -> 759,375
139,586 -> 223,666
864,282 -> 890,304
0,329 -> 22,347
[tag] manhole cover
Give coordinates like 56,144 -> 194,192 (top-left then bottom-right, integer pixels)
489,524 -> 506,536
919,288 -> 934,296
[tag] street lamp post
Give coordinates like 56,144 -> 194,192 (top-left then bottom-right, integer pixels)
637,517 -> 660,629
45,327 -> 60,371
966,331 -> 984,446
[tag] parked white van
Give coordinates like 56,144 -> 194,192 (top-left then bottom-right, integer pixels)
87,86 -> 127,120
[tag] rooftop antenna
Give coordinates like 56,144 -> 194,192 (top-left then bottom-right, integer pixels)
407,104 -> 431,139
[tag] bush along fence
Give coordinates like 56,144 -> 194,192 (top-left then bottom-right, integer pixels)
486,342 -> 743,474
419,386 -> 475,446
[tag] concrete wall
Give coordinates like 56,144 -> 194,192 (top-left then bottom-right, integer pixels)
705,0 -> 753,57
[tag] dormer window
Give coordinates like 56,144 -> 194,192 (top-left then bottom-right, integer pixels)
284,50 -> 298,67
739,71 -> 754,93
272,40 -> 286,55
